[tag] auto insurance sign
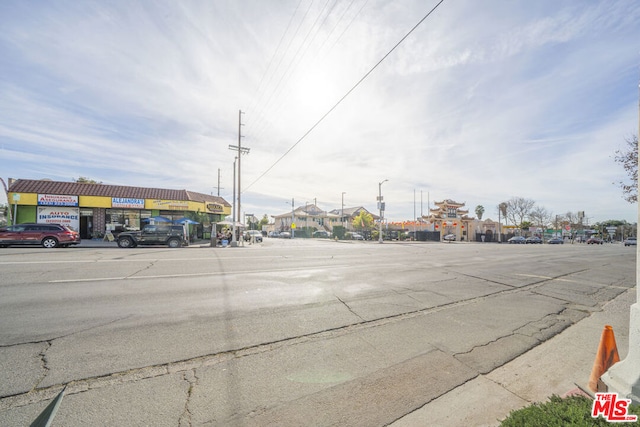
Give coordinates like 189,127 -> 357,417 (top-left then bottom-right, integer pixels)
37,207 -> 80,231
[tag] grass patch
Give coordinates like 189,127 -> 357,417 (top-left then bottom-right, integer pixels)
500,394 -> 640,426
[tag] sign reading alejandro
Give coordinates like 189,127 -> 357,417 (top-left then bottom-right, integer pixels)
112,198 -> 145,209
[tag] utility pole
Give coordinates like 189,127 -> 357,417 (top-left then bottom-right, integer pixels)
341,192 -> 346,228
216,168 -> 223,197
228,110 -> 249,246
231,157 -> 237,246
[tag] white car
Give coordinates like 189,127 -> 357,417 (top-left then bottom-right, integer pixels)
243,230 -> 263,243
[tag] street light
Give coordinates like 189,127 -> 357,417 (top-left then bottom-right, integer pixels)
341,192 -> 346,228
285,198 -> 295,238
378,179 -> 388,243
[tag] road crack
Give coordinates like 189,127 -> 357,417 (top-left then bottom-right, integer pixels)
178,369 -> 198,427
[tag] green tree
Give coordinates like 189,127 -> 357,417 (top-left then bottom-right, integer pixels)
257,214 -> 269,230
475,205 -> 485,220
352,211 -> 373,231
614,135 -> 638,203
73,177 -> 102,184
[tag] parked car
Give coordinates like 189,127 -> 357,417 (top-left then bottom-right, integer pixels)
244,230 -> 263,243
624,237 -> 637,246
0,223 -> 81,248
268,231 -> 280,238
525,236 -> 542,244
587,237 -> 604,245
508,236 -> 526,244
312,230 -> 330,238
443,234 -> 456,241
117,224 -> 187,248
547,237 -> 564,244
279,231 -> 291,239
384,230 -> 399,240
346,232 -> 364,240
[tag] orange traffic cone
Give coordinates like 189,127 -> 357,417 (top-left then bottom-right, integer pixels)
588,325 -> 620,392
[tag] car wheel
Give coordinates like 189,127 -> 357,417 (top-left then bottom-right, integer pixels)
42,237 -> 58,248
117,237 -> 135,248
167,238 -> 181,248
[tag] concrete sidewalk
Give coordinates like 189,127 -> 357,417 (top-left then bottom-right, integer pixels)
389,287 -> 634,427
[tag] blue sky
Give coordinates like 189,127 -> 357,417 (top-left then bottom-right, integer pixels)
1,0 -> 639,224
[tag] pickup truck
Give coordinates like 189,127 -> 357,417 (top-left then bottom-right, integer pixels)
116,224 -> 187,248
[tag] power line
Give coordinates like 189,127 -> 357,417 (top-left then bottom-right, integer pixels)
248,0 -> 304,117
245,0 -> 446,192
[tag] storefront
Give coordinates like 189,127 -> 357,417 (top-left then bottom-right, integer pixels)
6,179 -> 231,239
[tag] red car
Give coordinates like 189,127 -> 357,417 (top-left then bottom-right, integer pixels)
0,223 -> 81,248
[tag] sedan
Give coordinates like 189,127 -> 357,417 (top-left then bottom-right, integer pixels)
508,236 -> 526,244
443,234 -> 456,241
244,230 -> 263,243
525,236 -> 542,244
547,237 -> 564,244
624,237 -> 637,246
587,237 -> 604,245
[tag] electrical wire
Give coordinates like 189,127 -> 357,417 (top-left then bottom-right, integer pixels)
244,0 -> 446,192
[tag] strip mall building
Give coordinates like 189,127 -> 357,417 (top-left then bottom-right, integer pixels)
6,179 -> 231,239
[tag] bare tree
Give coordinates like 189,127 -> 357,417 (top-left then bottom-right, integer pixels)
564,211 -> 581,228
506,197 -> 535,227
529,205 -> 553,229
614,135 -> 637,203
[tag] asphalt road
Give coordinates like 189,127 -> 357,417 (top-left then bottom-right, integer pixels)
0,239 -> 635,426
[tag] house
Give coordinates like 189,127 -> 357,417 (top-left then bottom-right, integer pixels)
272,204 -> 378,236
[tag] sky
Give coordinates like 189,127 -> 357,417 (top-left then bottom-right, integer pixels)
1,0 -> 639,225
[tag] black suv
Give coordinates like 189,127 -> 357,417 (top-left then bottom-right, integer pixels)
116,225 -> 187,248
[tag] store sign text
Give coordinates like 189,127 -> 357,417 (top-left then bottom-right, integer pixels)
151,200 -> 189,210
37,207 -> 80,230
112,198 -> 145,209
38,194 -> 79,207
207,203 -> 224,213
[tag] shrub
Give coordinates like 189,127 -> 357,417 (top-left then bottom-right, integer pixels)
500,394 -> 640,426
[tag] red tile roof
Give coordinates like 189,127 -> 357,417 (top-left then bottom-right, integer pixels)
8,179 -> 231,207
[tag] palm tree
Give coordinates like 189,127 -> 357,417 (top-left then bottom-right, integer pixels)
475,205 -> 485,220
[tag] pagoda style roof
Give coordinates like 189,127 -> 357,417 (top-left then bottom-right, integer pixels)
433,199 -> 466,207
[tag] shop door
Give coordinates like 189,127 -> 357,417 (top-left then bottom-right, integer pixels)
80,216 -> 93,239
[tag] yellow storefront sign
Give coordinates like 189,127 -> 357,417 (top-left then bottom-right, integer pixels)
146,199 -> 192,211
